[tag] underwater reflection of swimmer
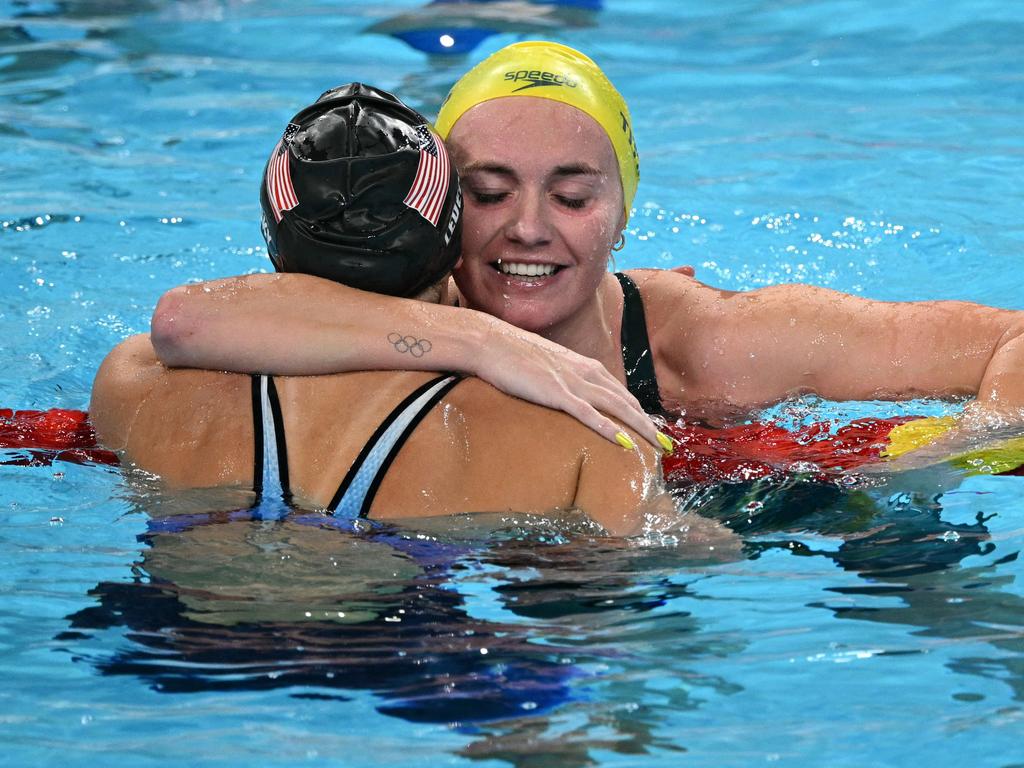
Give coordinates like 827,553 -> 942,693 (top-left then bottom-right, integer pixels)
368,0 -> 602,56
674,468 -> 993,577
659,408 -> 1023,579
59,510 -> 741,756
59,517 -> 581,723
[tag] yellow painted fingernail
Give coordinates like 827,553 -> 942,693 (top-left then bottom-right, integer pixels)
615,431 -> 636,451
657,432 -> 674,453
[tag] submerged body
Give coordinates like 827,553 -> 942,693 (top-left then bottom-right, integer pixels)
92,334 -> 731,541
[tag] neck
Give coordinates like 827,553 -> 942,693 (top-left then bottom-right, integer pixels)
542,272 -> 625,383
436,276 -> 458,306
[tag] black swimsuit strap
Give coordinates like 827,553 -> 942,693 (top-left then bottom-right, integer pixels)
614,272 -> 664,415
328,373 -> 465,519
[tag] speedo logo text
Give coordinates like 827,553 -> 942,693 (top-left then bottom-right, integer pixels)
503,70 -> 578,91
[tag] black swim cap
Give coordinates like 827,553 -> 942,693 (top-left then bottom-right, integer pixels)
259,83 -> 462,297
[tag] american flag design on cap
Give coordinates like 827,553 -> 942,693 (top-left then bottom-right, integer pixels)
403,125 -> 450,227
265,124 -> 301,222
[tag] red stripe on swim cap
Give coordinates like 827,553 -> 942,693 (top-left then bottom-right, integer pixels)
266,141 -> 299,222
403,127 -> 450,227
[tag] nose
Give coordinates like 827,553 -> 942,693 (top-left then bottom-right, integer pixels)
504,190 -> 553,248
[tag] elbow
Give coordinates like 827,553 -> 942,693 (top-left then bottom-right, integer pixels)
1008,318 -> 1024,344
992,319 -> 1024,358
150,286 -> 199,368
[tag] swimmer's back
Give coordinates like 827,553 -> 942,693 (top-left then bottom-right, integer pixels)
91,334 -> 668,536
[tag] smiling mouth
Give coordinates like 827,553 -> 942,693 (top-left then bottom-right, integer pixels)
493,260 -> 564,278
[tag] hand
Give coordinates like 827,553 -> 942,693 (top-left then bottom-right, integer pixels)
473,319 -> 666,452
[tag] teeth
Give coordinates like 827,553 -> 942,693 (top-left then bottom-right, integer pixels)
498,261 -> 558,277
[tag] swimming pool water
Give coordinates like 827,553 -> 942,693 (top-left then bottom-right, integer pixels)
2,1 -> 1023,766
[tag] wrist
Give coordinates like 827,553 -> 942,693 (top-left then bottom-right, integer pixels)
457,309 -> 502,378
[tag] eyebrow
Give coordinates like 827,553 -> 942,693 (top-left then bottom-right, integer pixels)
551,163 -> 604,179
460,162 -> 517,179
461,162 -> 604,180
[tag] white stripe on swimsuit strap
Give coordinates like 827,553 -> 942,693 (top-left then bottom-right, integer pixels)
334,374 -> 458,519
259,374 -> 284,504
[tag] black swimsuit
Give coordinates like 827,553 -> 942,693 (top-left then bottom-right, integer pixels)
614,272 -> 664,414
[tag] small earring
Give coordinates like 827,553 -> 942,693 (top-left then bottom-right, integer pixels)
612,232 -> 626,252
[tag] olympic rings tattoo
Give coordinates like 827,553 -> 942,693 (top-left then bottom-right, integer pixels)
388,332 -> 433,358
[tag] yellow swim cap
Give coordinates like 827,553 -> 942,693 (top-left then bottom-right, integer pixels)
435,41 -> 639,221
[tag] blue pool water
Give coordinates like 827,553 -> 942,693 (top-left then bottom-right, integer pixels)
2,1 -> 1023,766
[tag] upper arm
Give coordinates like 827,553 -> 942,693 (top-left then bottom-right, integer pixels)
735,284 -> 1023,401
572,433 -> 740,553
90,334 -> 165,451
640,270 -> 1024,406
572,432 -> 669,536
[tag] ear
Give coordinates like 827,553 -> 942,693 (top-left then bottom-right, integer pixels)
610,209 -> 627,251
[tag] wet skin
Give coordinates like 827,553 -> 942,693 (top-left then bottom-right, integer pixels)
448,97 -> 628,362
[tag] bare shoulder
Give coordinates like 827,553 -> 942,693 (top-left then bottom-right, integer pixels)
625,267 -> 725,294
449,376 -> 735,544
626,268 -> 841,311
90,334 -> 166,449
441,377 -> 666,535
622,268 -> 738,328
441,376 -> 583,446
97,332 -> 161,375
91,334 -> 247,459
618,269 -> 734,385
621,269 -> 897,340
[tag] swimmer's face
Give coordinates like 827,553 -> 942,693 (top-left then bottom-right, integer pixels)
447,97 -> 624,335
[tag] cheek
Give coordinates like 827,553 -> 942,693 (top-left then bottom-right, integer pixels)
459,205 -> 498,253
575,210 -> 619,263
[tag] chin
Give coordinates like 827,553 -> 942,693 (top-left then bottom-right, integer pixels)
455,272 -> 580,335
460,293 -> 549,333
499,303 -> 570,336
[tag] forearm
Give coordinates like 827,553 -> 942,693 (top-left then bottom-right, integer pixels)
151,273 -> 488,375
151,273 -> 668,449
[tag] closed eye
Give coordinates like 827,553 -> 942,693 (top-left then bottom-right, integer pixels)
471,191 -> 509,205
555,195 -> 588,210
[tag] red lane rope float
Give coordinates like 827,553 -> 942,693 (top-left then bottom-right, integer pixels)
663,416 -> 1024,483
2,408 -> 1021,481
661,417 -> 915,485
0,408 -> 119,467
